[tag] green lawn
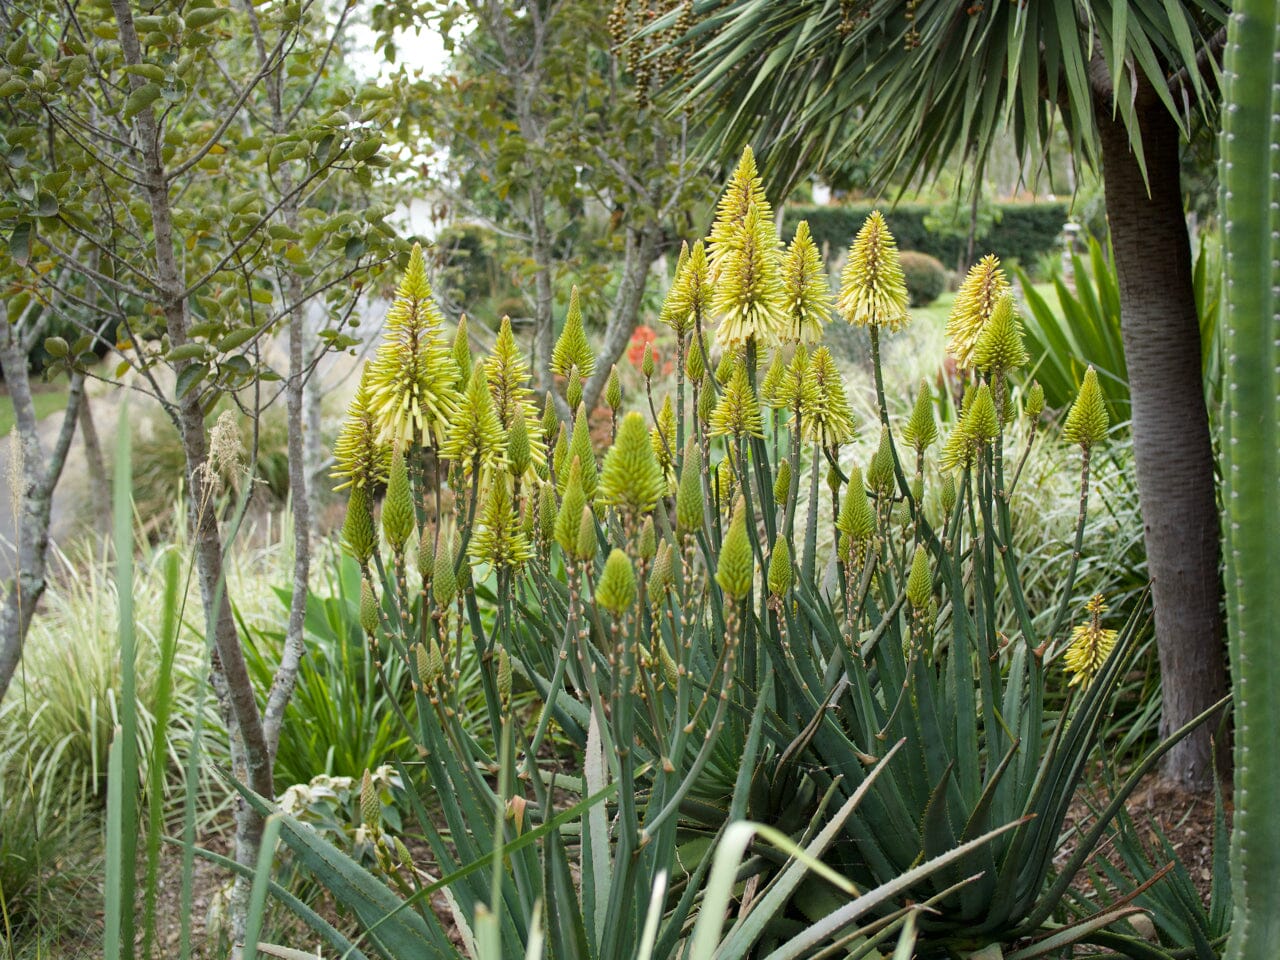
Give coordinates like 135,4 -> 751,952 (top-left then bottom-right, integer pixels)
1,387 -> 70,437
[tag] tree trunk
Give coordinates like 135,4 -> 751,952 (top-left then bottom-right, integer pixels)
1098,96 -> 1227,790
0,323 -> 84,705
583,224 -> 662,413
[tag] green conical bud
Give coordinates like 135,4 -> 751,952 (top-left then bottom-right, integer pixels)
507,413 -> 532,479
433,535 -> 457,607
361,770 -> 380,830
552,422 -> 570,480
761,351 -> 786,406
551,286 -> 595,380
837,466 -> 876,541
965,383 -> 999,446
575,505 -> 598,562
901,381 -> 937,454
714,350 -> 735,386
773,458 -> 792,506
941,473 -> 957,516
1024,381 -> 1045,422
566,368 -> 584,410
686,333 -> 708,381
906,544 -> 932,610
767,540 -> 793,597
827,463 -> 841,495
596,549 -> 637,615
1063,367 -> 1109,448
716,499 -> 754,601
697,373 -> 717,423
496,646 -> 513,707
556,458 -> 587,556
359,577 -> 379,634
605,365 -> 622,410
637,517 -> 657,561
866,427 -> 895,496
454,531 -> 472,590
946,255 -> 1010,370
709,363 -> 765,439
658,641 -> 679,690
676,442 -> 704,533
973,293 -> 1029,375
342,486 -> 377,565
382,449 -> 416,553
642,342 -> 656,380
598,412 -> 666,513
418,529 -> 435,581
564,407 -> 598,499
538,481 -> 557,543
648,541 -> 674,601
521,496 -> 536,542
452,315 -> 473,385
542,392 -> 559,443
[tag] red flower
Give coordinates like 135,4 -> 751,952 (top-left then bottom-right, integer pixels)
628,324 -> 659,369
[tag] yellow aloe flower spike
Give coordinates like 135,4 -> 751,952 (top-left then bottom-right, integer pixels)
551,286 -> 595,380
780,220 -> 834,343
707,145 -> 773,274
365,243 -> 460,447
709,363 -> 766,439
1064,594 -> 1119,687
332,364 -> 390,491
470,478 -> 533,570
711,203 -> 786,348
945,254 -> 1010,370
803,346 -> 856,448
660,241 -> 712,339
598,411 -> 666,514
596,549 -> 637,616
836,211 -> 909,332
441,367 -> 506,477
1063,367 -> 1110,449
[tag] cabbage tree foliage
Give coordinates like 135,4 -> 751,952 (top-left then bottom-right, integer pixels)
372,0 -> 713,409
668,0 -> 1232,793
0,0 -> 401,944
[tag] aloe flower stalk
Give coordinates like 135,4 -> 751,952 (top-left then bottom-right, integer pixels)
551,286 -> 595,381
946,254 -> 1010,371
836,211 -> 909,333
332,364 -> 390,491
780,220 -> 834,343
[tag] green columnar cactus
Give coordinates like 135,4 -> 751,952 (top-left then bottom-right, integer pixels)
1222,6 -> 1280,957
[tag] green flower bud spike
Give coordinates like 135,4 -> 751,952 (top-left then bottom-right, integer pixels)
552,423 -> 569,481
361,770 -> 380,831
382,448 -> 416,553
637,516 -> 657,561
686,332 -> 708,381
605,365 -> 622,411
803,347 -> 857,448
966,383 -> 999,446
575,505 -> 598,562
556,458 -> 587,557
941,473 -> 957,516
767,540 -> 793,597
507,413 -> 532,479
658,642 -> 679,690
565,406 -> 598,499
662,241 -> 712,339
709,363 -> 765,439
642,342 -> 656,380
433,535 -> 457,607
332,364 -> 390,491
1024,382 -> 1045,422
470,480 -> 533,570
596,549 -> 637,615
542,392 -> 560,444
417,530 -> 435,581
716,498 -> 755,601
697,373 -> 717,423
551,286 -> 595,380
599,411 -> 666,514
676,442 -> 704,533
566,368 -> 584,410
866,427 -> 896,496
837,211 -> 909,331
441,366 -> 506,476
773,458 -> 792,506
1062,367 -> 1109,448
452,314 -> 473,385
359,578 -> 380,634
837,466 -> 876,542
649,542 -> 674,601
538,482 -> 557,544
973,292 -> 1029,375
496,646 -> 513,707
906,544 -> 932,610
342,485 -> 377,566
901,380 -> 938,455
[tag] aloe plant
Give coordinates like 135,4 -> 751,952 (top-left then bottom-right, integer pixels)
210,148 -> 1214,959
1220,4 -> 1280,958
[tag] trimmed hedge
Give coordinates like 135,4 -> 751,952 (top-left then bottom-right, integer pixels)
899,251 -> 947,307
784,201 -> 1069,267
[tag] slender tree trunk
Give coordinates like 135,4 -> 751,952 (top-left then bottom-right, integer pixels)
0,329 -> 84,704
1097,94 -> 1227,790
583,225 -> 663,412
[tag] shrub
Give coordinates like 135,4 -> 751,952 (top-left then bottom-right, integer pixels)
898,250 -> 947,306
248,151 -> 1186,960
786,200 -> 1068,267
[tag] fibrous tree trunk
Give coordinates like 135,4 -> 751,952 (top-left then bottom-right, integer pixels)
1097,88 -> 1227,791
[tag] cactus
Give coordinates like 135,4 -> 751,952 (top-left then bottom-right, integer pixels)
1221,5 -> 1280,957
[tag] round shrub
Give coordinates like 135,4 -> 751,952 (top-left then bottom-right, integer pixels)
899,251 -> 948,307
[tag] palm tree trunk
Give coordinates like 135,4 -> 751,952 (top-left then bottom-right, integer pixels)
1097,95 -> 1227,791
